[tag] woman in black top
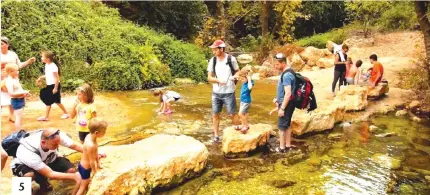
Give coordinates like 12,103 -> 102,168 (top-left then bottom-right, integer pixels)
332,44 -> 349,96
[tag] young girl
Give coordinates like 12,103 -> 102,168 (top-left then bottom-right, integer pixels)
234,70 -> 254,133
153,89 -> 181,115
4,63 -> 30,130
70,83 -> 96,143
36,51 -> 69,121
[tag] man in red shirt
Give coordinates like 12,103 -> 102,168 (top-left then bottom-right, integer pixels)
368,54 -> 384,88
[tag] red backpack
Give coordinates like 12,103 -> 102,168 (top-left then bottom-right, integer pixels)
281,69 -> 317,111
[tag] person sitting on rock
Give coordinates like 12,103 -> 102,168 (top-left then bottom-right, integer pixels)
73,118 -> 107,195
368,54 -> 384,88
153,89 -> 181,115
10,128 -> 85,192
346,60 -> 363,85
233,69 -> 254,134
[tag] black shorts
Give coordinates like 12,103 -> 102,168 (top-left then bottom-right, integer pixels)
12,157 -> 74,182
79,132 -> 90,142
40,84 -> 62,106
278,101 -> 296,130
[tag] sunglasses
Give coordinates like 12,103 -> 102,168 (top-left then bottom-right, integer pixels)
43,130 -> 60,140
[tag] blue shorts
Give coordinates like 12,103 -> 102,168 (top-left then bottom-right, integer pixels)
11,98 -> 25,110
212,92 -> 237,115
278,102 -> 295,130
78,163 -> 92,180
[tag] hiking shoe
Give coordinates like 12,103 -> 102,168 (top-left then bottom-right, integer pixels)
211,136 -> 220,143
274,147 -> 287,153
60,114 -> 70,119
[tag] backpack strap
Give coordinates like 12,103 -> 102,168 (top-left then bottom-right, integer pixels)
280,68 -> 295,83
20,129 -> 44,157
226,55 -> 238,76
212,57 -> 217,78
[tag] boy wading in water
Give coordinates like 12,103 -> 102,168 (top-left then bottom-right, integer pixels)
73,118 -> 107,195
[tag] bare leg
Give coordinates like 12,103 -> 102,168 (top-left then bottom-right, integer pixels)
279,130 -> 286,149
212,114 -> 220,137
1,147 -> 8,171
242,113 -> 248,127
56,103 -> 68,114
230,114 -> 239,125
8,105 -> 14,121
72,172 -> 83,195
44,106 -> 52,119
76,179 -> 91,195
14,108 -> 23,131
285,128 -> 292,147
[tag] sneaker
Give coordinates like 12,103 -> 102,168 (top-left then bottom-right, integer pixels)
211,136 -> 220,143
274,147 -> 286,153
60,114 -> 70,119
37,116 -> 49,121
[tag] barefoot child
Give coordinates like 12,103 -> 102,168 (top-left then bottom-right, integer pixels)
3,63 -> 30,130
36,51 -> 69,121
73,118 -> 107,195
70,83 -> 96,143
234,70 -> 254,133
153,89 -> 181,114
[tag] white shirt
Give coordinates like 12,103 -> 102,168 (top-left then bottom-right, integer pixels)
207,54 -> 239,94
11,131 -> 74,170
1,50 -> 21,66
5,76 -> 24,95
162,91 -> 181,102
45,63 -> 59,85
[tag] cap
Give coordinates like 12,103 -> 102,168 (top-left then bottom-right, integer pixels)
209,40 -> 226,48
1,37 -> 10,45
274,53 -> 286,60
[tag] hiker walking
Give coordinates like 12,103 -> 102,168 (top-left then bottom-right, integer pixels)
207,39 -> 240,143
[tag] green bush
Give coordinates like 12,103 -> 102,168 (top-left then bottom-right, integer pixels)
377,2 -> 416,31
238,35 -> 262,52
1,0 -> 207,90
296,28 -> 347,48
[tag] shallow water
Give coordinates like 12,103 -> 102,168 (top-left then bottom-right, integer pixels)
55,81 -> 430,195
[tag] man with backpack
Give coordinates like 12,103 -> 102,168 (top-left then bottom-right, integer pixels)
274,53 -> 297,153
207,39 -> 240,143
6,128 -> 83,191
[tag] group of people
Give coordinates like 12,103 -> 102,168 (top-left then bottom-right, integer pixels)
0,37 -> 386,194
1,36 -> 108,194
332,44 -> 385,97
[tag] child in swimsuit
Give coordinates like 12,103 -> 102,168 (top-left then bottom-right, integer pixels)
73,118 -> 107,195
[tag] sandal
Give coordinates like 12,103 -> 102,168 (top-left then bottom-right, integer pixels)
285,145 -> 297,150
274,147 -> 286,153
240,126 -> 249,134
37,116 -> 49,121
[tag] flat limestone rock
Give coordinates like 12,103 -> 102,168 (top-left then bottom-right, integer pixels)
334,85 -> 368,111
222,124 -> 273,156
368,83 -> 389,98
87,134 -> 209,195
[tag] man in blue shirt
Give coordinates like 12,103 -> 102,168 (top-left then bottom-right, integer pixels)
274,53 -> 296,153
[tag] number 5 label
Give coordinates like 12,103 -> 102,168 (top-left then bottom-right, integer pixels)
12,177 -> 31,195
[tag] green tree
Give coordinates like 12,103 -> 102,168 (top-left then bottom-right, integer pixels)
273,1 -> 303,43
414,1 -> 430,85
345,1 -> 391,38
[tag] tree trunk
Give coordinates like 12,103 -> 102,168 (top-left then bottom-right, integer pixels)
260,1 -> 270,60
414,1 -> 430,83
217,0 -> 226,39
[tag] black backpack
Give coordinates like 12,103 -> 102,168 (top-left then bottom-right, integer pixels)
281,69 -> 317,112
2,130 -> 41,157
211,55 -> 239,84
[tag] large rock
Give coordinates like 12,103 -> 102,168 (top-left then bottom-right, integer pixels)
372,153 -> 401,170
86,134 -> 209,195
334,85 -> 368,111
237,54 -> 253,64
173,78 -> 195,85
368,83 -> 389,98
290,53 -> 305,71
222,124 -> 273,157
291,101 -> 345,135
299,47 -> 332,66
315,57 -> 335,68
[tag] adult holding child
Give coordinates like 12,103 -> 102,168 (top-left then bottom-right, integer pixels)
207,39 -> 240,143
1,36 -> 36,122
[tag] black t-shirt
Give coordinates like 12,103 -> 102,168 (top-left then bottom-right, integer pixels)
334,52 -> 347,72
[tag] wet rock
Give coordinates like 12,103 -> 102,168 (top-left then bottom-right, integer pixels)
156,122 -> 182,135
396,171 -> 421,181
412,138 -> 430,147
328,133 -> 343,140
367,83 -> 389,98
291,101 -> 345,135
399,184 -> 414,194
396,110 -> 408,117
269,180 -> 297,188
237,54 -> 253,64
222,124 -> 273,157
173,78 -> 195,85
183,121 -> 203,134
412,116 -> 423,123
334,85 -> 368,111
409,101 -> 421,109
86,134 -> 209,195
375,132 -> 398,138
328,148 -> 345,158
308,157 -> 322,167
372,153 -> 401,170
280,151 -> 307,165
406,156 -> 430,170
425,176 -> 430,182
316,57 -> 335,68
369,125 -> 379,133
